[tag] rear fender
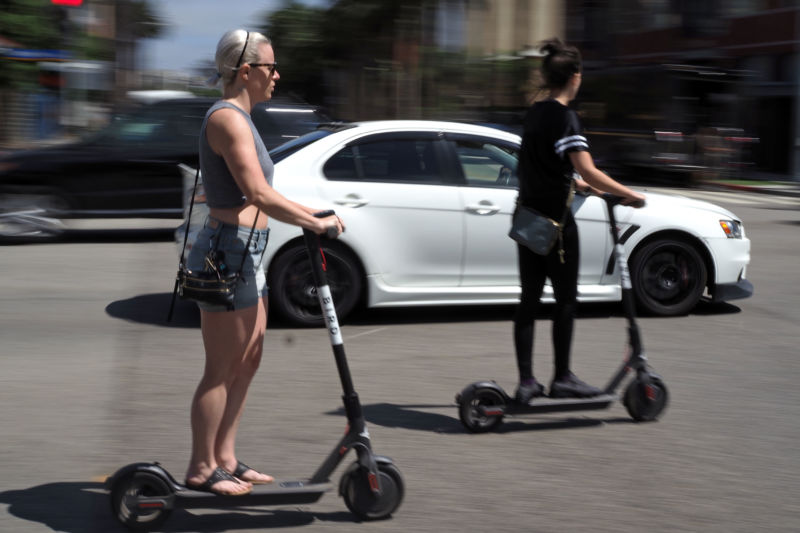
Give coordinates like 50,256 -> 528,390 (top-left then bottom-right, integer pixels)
105,462 -> 181,492
455,380 -> 510,404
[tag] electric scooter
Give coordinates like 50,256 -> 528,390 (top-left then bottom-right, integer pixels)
456,193 -> 668,433
107,212 -> 404,530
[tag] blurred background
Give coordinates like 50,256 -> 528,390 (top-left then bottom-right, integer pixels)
0,0 -> 797,184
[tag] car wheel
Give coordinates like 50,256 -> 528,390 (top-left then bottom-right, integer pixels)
0,192 -> 67,242
629,237 -> 707,316
268,241 -> 362,327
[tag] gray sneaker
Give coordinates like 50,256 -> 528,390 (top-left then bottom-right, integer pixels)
549,373 -> 603,398
515,378 -> 545,404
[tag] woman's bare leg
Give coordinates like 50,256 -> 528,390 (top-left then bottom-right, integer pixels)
185,302 -> 265,494
215,296 -> 274,483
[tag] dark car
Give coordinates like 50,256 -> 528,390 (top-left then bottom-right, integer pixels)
0,96 -> 330,240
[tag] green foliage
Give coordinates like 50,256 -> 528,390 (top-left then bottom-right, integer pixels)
0,0 -> 164,90
0,0 -> 62,89
124,0 -> 165,40
262,1 -> 328,102
258,0 -> 529,119
0,0 -> 59,47
260,0 -> 427,107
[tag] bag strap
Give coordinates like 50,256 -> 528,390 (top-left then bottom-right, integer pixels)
178,166 -> 201,268
179,165 -> 260,275
233,211 -> 259,284
168,166 -> 262,321
168,167 -> 201,322
558,178 -> 576,225
555,179 -> 576,264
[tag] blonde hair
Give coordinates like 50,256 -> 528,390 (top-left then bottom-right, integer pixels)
214,29 -> 271,86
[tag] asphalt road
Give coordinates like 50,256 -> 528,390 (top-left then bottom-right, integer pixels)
0,189 -> 798,533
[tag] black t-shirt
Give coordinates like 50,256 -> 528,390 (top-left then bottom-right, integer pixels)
517,99 -> 588,220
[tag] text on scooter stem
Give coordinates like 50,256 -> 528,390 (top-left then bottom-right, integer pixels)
317,285 -> 343,345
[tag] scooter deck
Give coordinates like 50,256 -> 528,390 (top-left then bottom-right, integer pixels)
175,480 -> 332,508
501,394 -> 617,415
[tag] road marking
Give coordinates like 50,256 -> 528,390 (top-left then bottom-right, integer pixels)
345,327 -> 387,340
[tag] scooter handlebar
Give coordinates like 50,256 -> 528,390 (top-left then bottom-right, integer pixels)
601,193 -> 645,209
312,210 -> 339,239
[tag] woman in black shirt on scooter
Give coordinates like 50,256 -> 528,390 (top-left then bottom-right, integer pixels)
513,38 -> 645,404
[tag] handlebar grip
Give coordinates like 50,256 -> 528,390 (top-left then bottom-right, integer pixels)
312,210 -> 339,239
628,199 -> 646,208
601,193 -> 645,208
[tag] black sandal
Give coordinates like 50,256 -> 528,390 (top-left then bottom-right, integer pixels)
185,466 -> 251,496
232,461 -> 274,485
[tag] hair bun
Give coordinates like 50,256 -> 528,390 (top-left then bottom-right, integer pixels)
537,37 -> 581,90
540,38 -> 564,57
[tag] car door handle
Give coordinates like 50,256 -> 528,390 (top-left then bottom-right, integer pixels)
465,201 -> 501,215
334,194 -> 369,208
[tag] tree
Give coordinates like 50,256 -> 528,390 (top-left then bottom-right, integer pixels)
261,0 -> 426,116
0,0 -> 63,90
261,1 -> 328,104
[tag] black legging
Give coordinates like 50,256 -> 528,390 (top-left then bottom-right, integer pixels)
513,212 -> 579,382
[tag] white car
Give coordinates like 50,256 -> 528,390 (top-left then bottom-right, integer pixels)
178,120 -> 752,326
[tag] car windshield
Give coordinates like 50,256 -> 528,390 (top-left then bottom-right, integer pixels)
83,105 -> 166,145
81,101 -> 210,151
269,125 -> 354,163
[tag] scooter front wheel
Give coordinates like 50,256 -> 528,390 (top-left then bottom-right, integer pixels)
624,375 -> 669,422
458,386 -> 506,433
110,471 -> 173,531
340,461 -> 404,520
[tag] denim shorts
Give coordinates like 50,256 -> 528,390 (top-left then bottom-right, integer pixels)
186,217 -> 270,312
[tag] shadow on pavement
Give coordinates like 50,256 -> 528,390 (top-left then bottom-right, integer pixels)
326,403 -> 463,434
105,292 -> 200,328
104,293 -> 741,330
347,299 -> 741,325
690,300 -> 742,316
493,416 -> 634,434
0,481 -> 357,532
326,402 -> 634,435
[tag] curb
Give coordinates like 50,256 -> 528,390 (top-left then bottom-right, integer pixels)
706,182 -> 800,198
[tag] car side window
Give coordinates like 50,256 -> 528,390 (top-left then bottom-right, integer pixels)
324,138 -> 442,183
454,138 -> 519,188
151,107 -> 205,152
108,103 -> 205,152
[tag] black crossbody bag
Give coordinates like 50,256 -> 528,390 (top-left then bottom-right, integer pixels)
509,180 -> 575,263
167,167 -> 258,321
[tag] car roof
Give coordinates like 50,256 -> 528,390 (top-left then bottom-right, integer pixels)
318,119 -> 522,143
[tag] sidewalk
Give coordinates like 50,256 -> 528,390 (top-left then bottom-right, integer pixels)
707,180 -> 800,198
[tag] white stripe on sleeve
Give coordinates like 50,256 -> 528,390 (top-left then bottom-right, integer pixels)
555,135 -> 588,156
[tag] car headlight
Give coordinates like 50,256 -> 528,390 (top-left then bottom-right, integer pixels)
719,219 -> 743,239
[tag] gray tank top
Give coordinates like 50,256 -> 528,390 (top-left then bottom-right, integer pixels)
199,101 -> 274,208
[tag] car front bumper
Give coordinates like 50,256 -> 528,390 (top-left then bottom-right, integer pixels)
712,278 -> 753,302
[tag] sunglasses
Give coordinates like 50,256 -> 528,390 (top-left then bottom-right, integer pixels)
248,62 -> 278,75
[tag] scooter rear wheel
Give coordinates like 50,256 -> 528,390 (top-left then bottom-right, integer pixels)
340,461 -> 404,520
624,375 -> 669,422
110,471 -> 172,531
458,386 -> 506,433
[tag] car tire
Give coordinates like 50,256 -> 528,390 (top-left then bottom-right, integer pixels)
268,240 -> 362,327
629,237 -> 707,316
